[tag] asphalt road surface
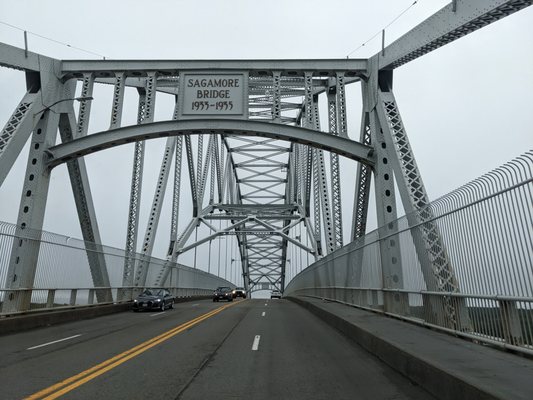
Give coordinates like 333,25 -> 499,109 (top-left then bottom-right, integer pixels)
0,299 -> 435,399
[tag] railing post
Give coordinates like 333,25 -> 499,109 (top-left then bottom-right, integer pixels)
499,300 -> 523,346
69,289 -> 77,306
46,289 -> 55,308
88,289 -> 95,305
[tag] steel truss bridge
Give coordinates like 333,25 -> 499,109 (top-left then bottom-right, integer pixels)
0,0 -> 532,350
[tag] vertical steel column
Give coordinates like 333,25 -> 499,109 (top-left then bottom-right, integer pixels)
272,71 -> 282,123
122,93 -> 146,293
109,72 -> 126,129
185,135 -> 199,216
197,135 -> 214,207
66,73 -> 110,301
122,73 -> 157,292
196,134 -> 204,209
169,137 -> 183,247
76,73 -> 94,137
209,135 -> 216,205
376,86 -> 469,329
313,96 -> 335,254
59,111 -> 111,302
303,72 -> 321,256
351,111 -> 372,241
362,60 -> 406,314
134,136 -> 176,287
2,64 -> 67,312
214,135 -> 223,203
327,78 -> 344,250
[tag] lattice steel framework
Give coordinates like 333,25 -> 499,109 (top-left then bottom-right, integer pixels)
0,0 -> 529,311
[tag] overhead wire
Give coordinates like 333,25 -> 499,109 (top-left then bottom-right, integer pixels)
0,20 -> 107,59
345,0 -> 420,58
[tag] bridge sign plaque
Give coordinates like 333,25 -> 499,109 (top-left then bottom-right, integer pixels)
178,72 -> 248,119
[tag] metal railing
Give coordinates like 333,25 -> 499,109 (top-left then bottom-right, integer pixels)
0,223 -> 233,315
285,151 -> 533,355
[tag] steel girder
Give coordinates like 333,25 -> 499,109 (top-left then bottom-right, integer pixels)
0,90 -> 43,187
45,120 -> 374,169
351,110 -> 372,242
376,0 -> 532,70
58,111 -> 111,301
121,92 -> 147,290
133,136 -> 176,287
1,60 -> 73,312
375,87 -> 469,329
61,59 -> 367,76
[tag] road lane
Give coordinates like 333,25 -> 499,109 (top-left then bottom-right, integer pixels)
178,299 -> 435,400
0,299 -> 244,399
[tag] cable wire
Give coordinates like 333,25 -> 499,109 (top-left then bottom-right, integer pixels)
346,1 -> 420,58
0,20 -> 106,59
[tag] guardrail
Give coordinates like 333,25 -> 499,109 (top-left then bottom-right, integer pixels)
0,221 -> 232,316
0,287 -> 214,316
286,151 -> 533,355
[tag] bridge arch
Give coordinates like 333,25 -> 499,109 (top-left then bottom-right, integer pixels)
46,119 -> 375,169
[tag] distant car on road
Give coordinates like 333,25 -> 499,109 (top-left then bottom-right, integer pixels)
270,289 -> 282,299
133,288 -> 174,312
213,286 -> 234,302
232,287 -> 247,298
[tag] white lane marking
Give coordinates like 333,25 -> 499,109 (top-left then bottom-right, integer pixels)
27,334 -> 82,350
264,303 -> 268,306
252,335 -> 261,351
261,312 -> 266,317
150,312 -> 166,317
191,304 -> 200,307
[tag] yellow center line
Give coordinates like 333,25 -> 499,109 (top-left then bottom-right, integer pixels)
26,302 -> 237,400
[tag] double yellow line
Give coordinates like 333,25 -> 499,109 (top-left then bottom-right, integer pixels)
26,302 -> 237,400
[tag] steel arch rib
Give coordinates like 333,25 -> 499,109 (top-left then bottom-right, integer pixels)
46,119 -> 375,168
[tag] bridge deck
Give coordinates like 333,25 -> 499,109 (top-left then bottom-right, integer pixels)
1,299 -> 432,399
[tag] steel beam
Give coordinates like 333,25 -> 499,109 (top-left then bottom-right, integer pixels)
376,87 -> 469,329
58,111 -> 111,301
46,119 -> 375,168
0,91 -> 42,187
1,59 -> 67,312
61,59 -> 367,75
134,136 -> 176,287
376,0 -> 532,70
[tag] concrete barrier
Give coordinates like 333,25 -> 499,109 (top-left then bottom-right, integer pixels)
288,295 -> 533,400
0,295 -> 210,335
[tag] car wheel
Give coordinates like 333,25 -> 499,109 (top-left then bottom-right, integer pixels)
169,302 -> 174,309
160,302 -> 165,311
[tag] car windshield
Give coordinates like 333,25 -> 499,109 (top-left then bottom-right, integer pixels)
235,287 -> 244,290
142,289 -> 163,296
217,287 -> 231,291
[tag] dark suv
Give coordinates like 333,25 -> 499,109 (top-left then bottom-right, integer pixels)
213,286 -> 234,302
232,287 -> 247,298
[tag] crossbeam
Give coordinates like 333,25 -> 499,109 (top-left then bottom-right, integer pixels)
45,119 -> 375,168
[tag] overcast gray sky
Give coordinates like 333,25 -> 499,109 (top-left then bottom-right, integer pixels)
1,0 -> 532,280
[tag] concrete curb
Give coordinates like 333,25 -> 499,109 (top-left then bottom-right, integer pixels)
288,295 -> 531,400
0,295 -> 210,335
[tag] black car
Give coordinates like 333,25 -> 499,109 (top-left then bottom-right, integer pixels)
133,288 -> 174,311
232,287 -> 247,298
213,286 -> 234,302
